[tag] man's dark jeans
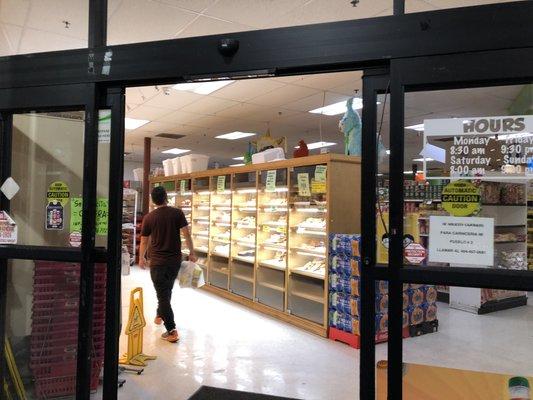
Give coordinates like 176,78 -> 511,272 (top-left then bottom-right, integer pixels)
150,264 -> 180,332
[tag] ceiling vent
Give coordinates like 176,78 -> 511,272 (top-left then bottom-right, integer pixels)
155,133 -> 186,140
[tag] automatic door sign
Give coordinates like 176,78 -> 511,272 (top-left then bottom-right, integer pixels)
404,243 -> 426,265
46,181 -> 70,206
441,181 -> 480,217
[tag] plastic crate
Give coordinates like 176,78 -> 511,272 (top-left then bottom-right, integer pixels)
34,366 -> 100,399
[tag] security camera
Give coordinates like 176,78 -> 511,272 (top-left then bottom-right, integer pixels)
218,39 -> 239,57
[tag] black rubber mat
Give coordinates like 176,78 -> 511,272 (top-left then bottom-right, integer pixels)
188,386 -> 301,400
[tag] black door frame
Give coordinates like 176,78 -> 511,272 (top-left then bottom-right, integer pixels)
360,47 -> 533,400
0,83 -> 127,400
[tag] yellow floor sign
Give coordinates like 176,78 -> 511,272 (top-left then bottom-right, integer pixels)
119,288 -> 156,367
3,338 -> 27,400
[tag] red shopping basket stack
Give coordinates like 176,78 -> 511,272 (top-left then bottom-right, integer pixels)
31,261 -> 106,399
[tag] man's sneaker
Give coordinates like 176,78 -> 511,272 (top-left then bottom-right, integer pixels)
154,316 -> 163,325
161,329 -> 179,343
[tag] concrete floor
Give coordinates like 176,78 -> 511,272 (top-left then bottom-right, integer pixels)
114,268 -> 533,400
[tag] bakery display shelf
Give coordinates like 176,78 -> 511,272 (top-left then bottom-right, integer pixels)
194,246 -> 209,253
213,222 -> 231,227
151,154 -> 361,336
294,223 -> 326,230
258,281 -> 285,292
232,256 -> 255,265
290,290 -> 324,304
258,261 -> 286,271
290,268 -> 325,280
211,238 -> 230,244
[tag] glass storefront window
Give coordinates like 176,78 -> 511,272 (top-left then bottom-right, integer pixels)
0,0 -> 88,56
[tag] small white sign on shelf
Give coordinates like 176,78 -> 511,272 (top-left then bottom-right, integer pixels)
428,216 -> 494,266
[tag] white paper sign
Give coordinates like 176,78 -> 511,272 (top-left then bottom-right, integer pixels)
98,110 -> 111,143
0,211 -> 17,244
428,216 -> 494,266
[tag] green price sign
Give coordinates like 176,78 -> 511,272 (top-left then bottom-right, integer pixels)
217,176 -> 226,193
315,165 -> 327,183
265,170 -> 277,192
71,197 -> 109,236
70,198 -> 83,233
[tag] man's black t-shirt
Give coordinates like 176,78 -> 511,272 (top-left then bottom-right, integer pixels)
141,206 -> 188,267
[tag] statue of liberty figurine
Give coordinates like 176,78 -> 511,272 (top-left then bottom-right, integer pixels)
339,98 -> 362,156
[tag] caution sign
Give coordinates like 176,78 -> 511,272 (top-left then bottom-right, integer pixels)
404,243 -> 426,265
120,288 -> 156,367
46,181 -> 70,206
441,180 -> 480,217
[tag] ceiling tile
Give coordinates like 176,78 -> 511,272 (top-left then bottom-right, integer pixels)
107,0 -> 197,45
248,85 -> 320,107
175,15 -> 253,38
18,28 -> 86,54
212,79 -> 286,102
283,92 -> 351,113
126,105 -> 174,120
0,23 -> 22,56
203,0 -> 309,29
26,0 -> 88,40
151,0 -> 217,13
142,90 -> 203,109
179,97 -> 239,115
0,0 -> 30,26
215,102 -> 298,123
271,0 -> 391,28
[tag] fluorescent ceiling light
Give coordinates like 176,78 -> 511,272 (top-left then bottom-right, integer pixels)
404,171 -> 414,174
125,117 -> 150,130
413,157 -> 434,162
230,163 -> 245,167
216,131 -> 256,140
162,148 -> 190,155
172,80 -> 234,95
386,150 -> 391,155
405,123 -> 424,131
294,141 -> 337,150
233,156 -> 245,160
309,99 -> 363,116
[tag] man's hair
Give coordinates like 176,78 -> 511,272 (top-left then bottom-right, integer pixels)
151,186 -> 168,206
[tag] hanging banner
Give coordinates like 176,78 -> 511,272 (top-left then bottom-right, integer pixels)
0,211 -> 17,244
297,173 -> 311,197
70,197 -> 83,233
265,170 -> 277,192
46,181 -> 70,206
314,165 -> 327,183
441,180 -> 481,217
428,216 -> 494,266
98,110 -> 112,144
216,176 -> 226,193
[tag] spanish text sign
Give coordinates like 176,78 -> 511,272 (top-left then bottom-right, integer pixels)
428,216 -> 494,266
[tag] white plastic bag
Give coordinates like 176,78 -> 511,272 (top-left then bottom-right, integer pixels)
178,261 -> 205,288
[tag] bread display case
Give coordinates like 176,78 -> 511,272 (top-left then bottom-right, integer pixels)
150,154 -> 360,336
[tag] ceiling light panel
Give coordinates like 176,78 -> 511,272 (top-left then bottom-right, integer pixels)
294,141 -> 337,150
125,117 -> 150,130
162,148 -> 190,155
309,98 -> 363,116
215,131 -> 257,140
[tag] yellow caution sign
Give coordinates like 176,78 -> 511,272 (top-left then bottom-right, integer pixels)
119,288 -> 156,367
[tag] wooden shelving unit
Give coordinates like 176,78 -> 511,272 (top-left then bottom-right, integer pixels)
150,154 -> 360,336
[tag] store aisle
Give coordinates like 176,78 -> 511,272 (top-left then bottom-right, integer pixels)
117,267 -> 362,400
116,268 -> 533,400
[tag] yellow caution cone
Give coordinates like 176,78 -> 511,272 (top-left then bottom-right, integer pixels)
119,288 -> 156,366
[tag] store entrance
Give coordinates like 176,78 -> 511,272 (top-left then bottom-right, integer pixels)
118,70 -> 370,399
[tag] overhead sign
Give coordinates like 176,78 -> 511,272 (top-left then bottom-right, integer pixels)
441,181 -> 480,217
428,216 -> 494,266
423,115 -> 533,179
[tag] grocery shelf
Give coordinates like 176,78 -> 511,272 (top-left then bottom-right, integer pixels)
258,281 -> 285,292
232,256 -> 255,264
259,261 -> 286,271
290,291 -> 324,304
291,268 -> 325,280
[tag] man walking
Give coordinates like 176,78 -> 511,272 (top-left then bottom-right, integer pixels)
139,186 -> 196,343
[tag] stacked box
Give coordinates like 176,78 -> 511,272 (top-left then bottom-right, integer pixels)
31,261 -> 106,399
328,234 -> 389,337
404,284 -> 438,332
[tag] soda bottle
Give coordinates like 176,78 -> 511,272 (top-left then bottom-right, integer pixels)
509,377 -> 530,400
